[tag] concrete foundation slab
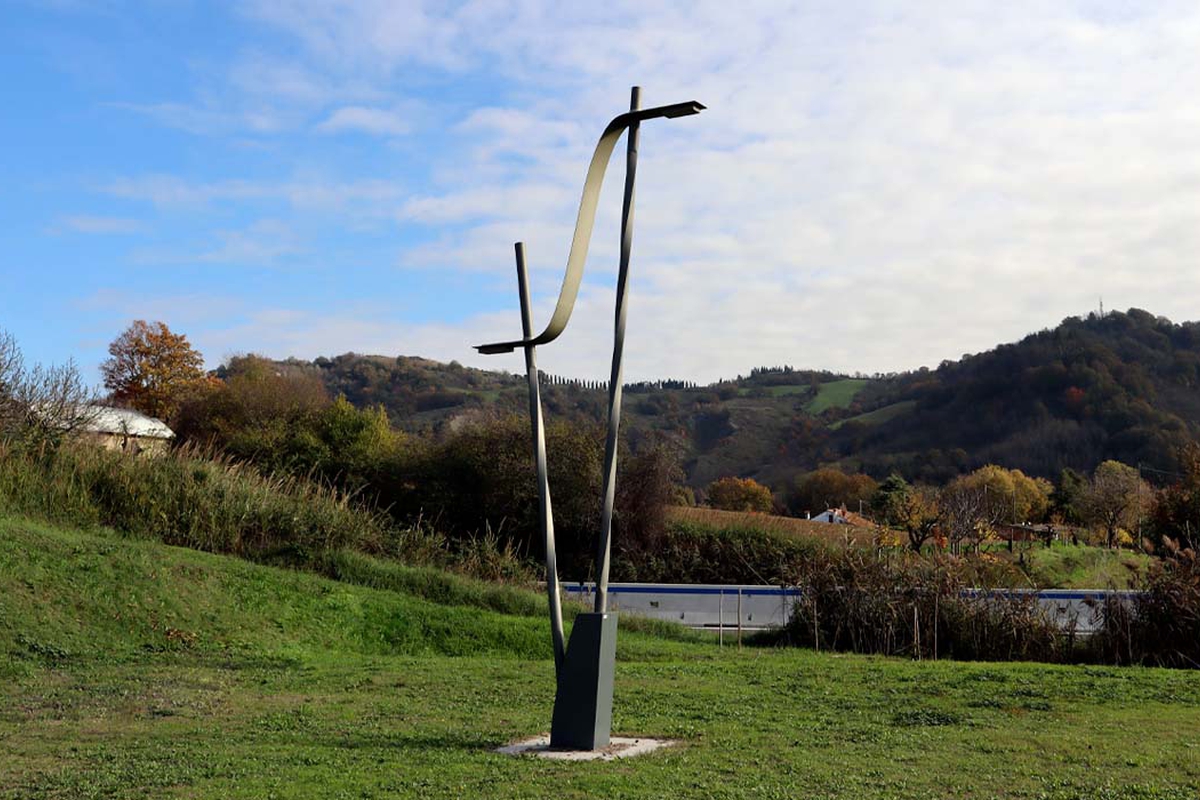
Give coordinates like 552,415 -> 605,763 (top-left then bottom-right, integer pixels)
496,735 -> 677,761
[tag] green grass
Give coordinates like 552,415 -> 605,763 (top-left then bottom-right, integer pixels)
830,400 -> 918,430
1018,543 -> 1154,590
805,379 -> 869,415
3,516 -> 1199,799
0,515 -> 694,672
735,384 -> 811,397
765,384 -> 810,397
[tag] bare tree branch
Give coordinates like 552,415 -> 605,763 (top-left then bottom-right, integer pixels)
0,329 -> 99,446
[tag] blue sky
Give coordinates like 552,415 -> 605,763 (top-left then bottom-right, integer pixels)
4,1 -> 1200,386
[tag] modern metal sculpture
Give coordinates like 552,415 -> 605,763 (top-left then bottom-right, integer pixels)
476,87 -> 703,750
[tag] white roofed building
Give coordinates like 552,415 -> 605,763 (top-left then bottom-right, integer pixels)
811,506 -> 874,526
79,405 -> 175,455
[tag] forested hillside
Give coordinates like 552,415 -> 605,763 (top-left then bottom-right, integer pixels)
267,308 -> 1200,492
838,308 -> 1200,483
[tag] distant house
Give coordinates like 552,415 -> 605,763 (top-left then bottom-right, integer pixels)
811,506 -> 873,526
79,405 -> 175,455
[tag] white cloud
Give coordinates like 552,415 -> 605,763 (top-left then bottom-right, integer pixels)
110,101 -> 290,136
96,3 -> 1200,381
125,219 -> 305,268
316,105 -> 410,136
103,174 -> 404,213
54,215 -> 143,234
196,219 -> 303,266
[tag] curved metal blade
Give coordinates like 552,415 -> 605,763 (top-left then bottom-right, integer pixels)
475,101 -> 703,355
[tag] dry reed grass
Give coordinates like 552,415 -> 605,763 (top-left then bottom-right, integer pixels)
667,505 -> 878,547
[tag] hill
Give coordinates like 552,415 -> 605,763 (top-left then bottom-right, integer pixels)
3,515 -> 1199,798
268,308 -> 1200,491
831,308 -> 1200,483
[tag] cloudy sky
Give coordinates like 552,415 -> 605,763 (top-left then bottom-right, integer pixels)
3,1 -> 1200,385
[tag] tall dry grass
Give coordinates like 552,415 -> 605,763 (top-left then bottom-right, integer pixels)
666,506 -> 879,547
616,513 -> 831,585
776,549 -> 1071,663
1096,547 -> 1200,668
0,440 -> 461,571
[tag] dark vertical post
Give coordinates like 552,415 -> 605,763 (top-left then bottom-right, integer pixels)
515,242 -> 566,674
719,589 -> 725,648
737,587 -> 743,650
594,85 -> 641,613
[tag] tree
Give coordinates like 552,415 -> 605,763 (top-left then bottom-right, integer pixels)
937,465 -> 1053,553
872,474 -> 940,552
789,468 -> 878,517
1053,468 -> 1088,525
952,464 -> 1052,525
0,330 -> 22,433
0,328 -> 97,446
615,441 -> 687,558
1151,446 -> 1200,552
101,320 -> 205,420
895,486 -> 941,552
1078,460 -> 1150,548
174,354 -> 328,459
706,476 -> 774,513
870,473 -> 911,520
402,416 -> 604,573
940,479 -> 997,554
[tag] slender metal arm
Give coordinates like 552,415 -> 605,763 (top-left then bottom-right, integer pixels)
515,242 -> 566,674
593,86 -> 641,613
475,101 -> 703,355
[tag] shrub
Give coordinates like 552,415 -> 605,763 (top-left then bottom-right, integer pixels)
612,519 -> 828,584
176,357 -> 406,498
1096,544 -> 1200,668
390,415 -> 605,577
777,549 -> 1068,662
706,476 -> 774,513
789,468 -> 878,518
613,443 -> 685,559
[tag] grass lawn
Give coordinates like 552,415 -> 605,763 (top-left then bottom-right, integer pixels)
764,384 -> 810,397
3,516 -> 1199,799
805,379 -> 870,415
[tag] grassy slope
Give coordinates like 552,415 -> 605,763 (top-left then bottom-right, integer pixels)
1019,544 -> 1154,590
830,399 -> 918,430
805,378 -> 869,414
0,515 -> 688,670
684,395 -> 800,488
737,385 -> 810,397
2,517 -> 1199,799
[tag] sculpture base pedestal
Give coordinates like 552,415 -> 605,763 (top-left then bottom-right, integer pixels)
498,734 -> 675,760
550,612 -> 618,750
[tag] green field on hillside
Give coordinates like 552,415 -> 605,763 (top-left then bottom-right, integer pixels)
805,379 -> 869,414
734,384 -> 810,398
2,516 -> 1199,799
830,399 -> 917,430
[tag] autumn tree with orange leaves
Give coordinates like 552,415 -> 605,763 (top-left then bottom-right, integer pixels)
706,476 -> 774,513
101,320 -> 207,421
